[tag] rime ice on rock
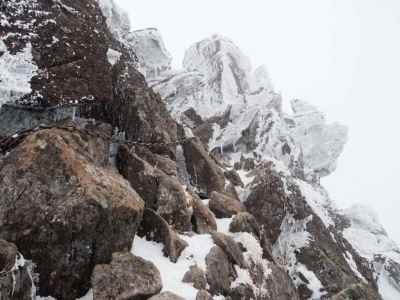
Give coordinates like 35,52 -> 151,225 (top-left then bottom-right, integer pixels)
128,28 -> 173,80
290,99 -> 348,180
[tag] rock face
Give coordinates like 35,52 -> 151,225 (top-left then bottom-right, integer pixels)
0,123 -> 144,299
138,209 -> 188,263
1,1 -> 399,300
0,240 -> 33,300
117,145 -> 192,232
92,252 -> 162,300
205,246 -> 235,295
209,191 -> 245,218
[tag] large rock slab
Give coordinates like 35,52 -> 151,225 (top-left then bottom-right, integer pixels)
0,125 -> 144,300
209,191 -> 245,218
117,145 -> 192,232
92,252 -> 162,300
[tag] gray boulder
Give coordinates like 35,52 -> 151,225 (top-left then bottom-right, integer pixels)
92,252 -> 162,300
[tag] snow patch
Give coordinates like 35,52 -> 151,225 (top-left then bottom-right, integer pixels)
132,234 -> 215,300
106,48 -> 121,66
0,42 -> 38,106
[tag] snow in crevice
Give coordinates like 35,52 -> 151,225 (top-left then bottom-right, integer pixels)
132,235 -> 214,300
0,41 -> 38,107
106,48 -> 121,66
272,214 -> 327,299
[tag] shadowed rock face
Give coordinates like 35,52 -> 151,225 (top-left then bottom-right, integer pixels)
0,240 -> 33,300
0,124 -> 144,300
0,0 -> 178,158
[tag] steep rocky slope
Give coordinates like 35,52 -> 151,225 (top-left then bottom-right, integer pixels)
0,1 -> 399,300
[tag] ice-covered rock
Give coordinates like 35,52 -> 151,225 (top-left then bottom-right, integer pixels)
341,204 -> 400,299
291,99 -> 348,179
128,28 -> 173,80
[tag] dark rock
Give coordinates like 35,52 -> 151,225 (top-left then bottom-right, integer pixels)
209,191 -> 245,218
196,290 -> 213,300
191,193 -> 218,234
92,252 -> 162,300
0,125 -> 144,300
211,232 -> 247,269
2,0 -> 179,158
148,292 -> 185,300
205,246 -> 235,296
331,283 -> 382,300
117,145 -> 192,232
229,212 -> 260,238
182,265 -> 207,290
183,108 -> 204,127
224,170 -> 244,187
245,164 -> 380,298
229,284 -> 256,300
182,138 -> 226,195
233,156 -> 256,171
0,240 -> 33,300
138,209 -> 188,263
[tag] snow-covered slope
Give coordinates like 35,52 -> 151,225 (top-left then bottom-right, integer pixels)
341,205 -> 400,299
134,30 -> 397,299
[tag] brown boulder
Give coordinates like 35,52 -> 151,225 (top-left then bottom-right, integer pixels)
211,232 -> 247,269
182,265 -> 207,290
209,191 -> 245,218
0,125 -> 144,300
196,290 -> 213,300
224,170 -> 244,187
229,212 -> 260,238
190,193 -> 218,234
205,246 -> 235,296
138,209 -> 188,263
182,138 -> 225,195
117,145 -> 192,232
92,252 -> 162,300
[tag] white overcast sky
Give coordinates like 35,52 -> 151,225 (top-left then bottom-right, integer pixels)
115,0 -> 400,242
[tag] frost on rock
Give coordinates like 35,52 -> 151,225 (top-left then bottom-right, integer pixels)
342,204 -> 400,299
153,35 -> 275,118
128,28 -> 172,80
272,214 -> 327,298
97,0 -> 131,44
290,99 -> 348,180
0,41 -> 38,107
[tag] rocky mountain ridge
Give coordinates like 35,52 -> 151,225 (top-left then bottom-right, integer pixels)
0,1 -> 399,300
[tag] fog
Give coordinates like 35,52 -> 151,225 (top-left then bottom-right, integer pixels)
116,0 -> 400,243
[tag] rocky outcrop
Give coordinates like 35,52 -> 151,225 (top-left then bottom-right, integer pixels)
92,252 -> 162,300
0,240 -> 33,300
182,138 -> 226,196
209,191 -> 245,218
205,246 -> 235,296
190,194 -> 218,234
229,212 -> 261,238
182,265 -> 207,290
0,123 -> 144,299
117,145 -> 192,232
138,209 -> 188,263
